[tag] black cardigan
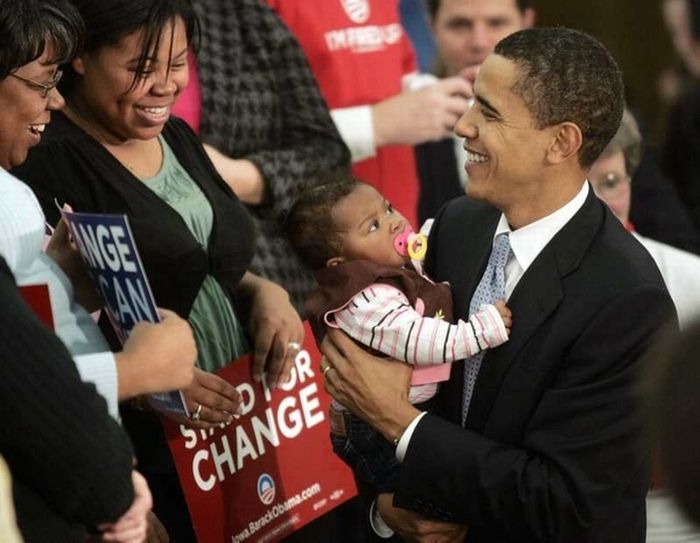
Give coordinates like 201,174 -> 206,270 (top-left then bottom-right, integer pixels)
0,258 -> 134,542
15,112 -> 256,324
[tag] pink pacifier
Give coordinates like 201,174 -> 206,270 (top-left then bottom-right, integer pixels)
394,226 -> 428,261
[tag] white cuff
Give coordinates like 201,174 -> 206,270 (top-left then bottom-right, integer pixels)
330,106 -> 376,163
370,499 -> 395,539
396,411 -> 428,462
402,71 -> 439,91
73,352 -> 120,421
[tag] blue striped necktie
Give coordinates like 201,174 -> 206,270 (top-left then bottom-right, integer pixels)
462,232 -> 512,425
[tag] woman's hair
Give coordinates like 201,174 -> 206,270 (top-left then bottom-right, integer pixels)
63,0 -> 199,91
599,109 -> 643,178
286,173 -> 362,270
0,0 -> 84,79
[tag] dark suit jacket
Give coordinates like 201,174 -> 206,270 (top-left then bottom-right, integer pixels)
393,188 -> 677,542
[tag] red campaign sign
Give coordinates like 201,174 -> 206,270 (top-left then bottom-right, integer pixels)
19,284 -> 54,330
164,321 -> 358,543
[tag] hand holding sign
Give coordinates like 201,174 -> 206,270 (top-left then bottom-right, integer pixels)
45,216 -> 102,312
115,308 -> 197,399
165,368 -> 243,430
60,209 -> 189,415
241,273 -> 305,389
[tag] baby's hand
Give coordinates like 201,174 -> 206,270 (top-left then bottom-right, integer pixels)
494,300 -> 512,333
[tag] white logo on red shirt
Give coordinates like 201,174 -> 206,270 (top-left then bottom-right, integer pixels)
341,0 -> 370,24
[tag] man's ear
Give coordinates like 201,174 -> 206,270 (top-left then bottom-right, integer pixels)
546,122 -> 583,165
326,256 -> 346,268
71,56 -> 86,76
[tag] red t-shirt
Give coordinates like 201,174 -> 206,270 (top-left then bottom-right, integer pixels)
269,0 -> 420,225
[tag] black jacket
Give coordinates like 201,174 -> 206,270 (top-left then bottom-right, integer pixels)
394,189 -> 677,542
0,258 -> 134,542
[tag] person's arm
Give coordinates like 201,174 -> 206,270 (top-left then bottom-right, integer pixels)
113,309 -> 197,399
327,77 -> 472,165
332,284 -> 509,364
202,7 -> 350,214
0,259 -> 134,529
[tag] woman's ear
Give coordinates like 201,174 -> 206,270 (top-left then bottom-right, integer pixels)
546,122 -> 583,165
71,56 -> 86,76
325,256 -> 346,268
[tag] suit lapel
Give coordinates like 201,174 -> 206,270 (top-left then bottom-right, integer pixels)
464,186 -> 604,430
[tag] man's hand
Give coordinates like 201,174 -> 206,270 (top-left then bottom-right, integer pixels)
115,309 -> 197,399
320,328 -> 419,442
372,77 -> 473,147
377,493 -> 468,543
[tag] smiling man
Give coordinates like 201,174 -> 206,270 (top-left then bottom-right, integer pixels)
321,27 -> 677,542
417,0 -> 534,224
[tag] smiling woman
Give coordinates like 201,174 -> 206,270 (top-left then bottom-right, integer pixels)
0,0 -> 81,169
14,1 -> 306,540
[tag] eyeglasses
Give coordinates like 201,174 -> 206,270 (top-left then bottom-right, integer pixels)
590,172 -> 631,199
9,69 -> 63,98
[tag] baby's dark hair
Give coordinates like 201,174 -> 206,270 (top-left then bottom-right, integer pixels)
287,173 -> 363,270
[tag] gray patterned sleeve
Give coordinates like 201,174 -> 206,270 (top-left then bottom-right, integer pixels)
242,14 -> 351,216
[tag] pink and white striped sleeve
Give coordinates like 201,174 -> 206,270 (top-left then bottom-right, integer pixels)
330,284 -> 509,365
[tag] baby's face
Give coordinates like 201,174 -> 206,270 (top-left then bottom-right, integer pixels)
331,184 -> 411,268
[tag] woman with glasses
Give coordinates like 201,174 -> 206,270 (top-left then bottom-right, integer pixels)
589,109 -> 700,329
14,0 -> 307,540
0,0 -> 165,541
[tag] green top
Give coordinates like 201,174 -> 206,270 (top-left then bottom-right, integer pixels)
141,137 -> 249,371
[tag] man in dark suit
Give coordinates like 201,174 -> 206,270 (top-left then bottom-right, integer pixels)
321,27 -> 677,542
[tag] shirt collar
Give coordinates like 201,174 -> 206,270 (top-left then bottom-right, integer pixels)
494,182 -> 589,274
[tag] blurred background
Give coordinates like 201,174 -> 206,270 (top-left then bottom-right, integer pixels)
535,0 -> 678,144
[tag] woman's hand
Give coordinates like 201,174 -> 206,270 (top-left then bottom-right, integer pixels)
144,511 -> 169,543
98,471 -> 152,543
45,218 -> 103,312
162,368 -> 242,430
115,309 -> 197,400
238,273 -> 304,389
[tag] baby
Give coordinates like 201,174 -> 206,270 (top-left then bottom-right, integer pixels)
287,174 -> 512,492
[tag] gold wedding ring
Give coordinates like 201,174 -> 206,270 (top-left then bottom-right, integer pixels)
321,364 -> 333,378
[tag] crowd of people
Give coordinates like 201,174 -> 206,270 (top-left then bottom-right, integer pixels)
1,0 -> 699,542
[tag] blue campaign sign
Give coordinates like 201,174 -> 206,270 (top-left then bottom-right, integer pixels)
61,210 -> 188,416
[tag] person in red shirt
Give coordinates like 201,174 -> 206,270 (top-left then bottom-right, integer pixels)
269,0 -> 472,226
